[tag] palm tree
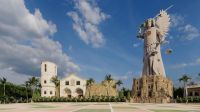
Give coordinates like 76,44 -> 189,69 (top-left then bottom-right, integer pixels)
25,81 -> 30,103
86,78 -> 95,97
179,74 -> 191,97
0,77 -> 7,104
115,80 -> 123,89
104,74 -> 113,96
0,77 -> 7,96
51,76 -> 60,97
27,77 -> 39,98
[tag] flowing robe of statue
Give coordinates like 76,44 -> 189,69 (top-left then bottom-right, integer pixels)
142,24 -> 166,76
138,10 -> 170,77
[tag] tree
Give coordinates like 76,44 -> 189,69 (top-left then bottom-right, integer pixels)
188,81 -> 196,86
0,77 -> 7,104
104,74 -> 113,96
27,77 -> 39,98
51,76 -> 60,97
173,87 -> 184,99
25,81 -> 30,103
115,80 -> 123,89
127,91 -> 131,102
120,87 -> 131,99
86,78 -> 95,97
0,77 -> 7,96
178,74 -> 191,97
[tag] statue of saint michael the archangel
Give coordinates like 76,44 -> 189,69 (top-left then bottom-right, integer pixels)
137,8 -> 171,77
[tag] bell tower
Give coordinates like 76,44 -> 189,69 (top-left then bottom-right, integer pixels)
41,61 -> 57,97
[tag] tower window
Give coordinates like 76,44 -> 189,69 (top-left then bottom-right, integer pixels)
50,91 -> 52,95
76,81 -> 80,85
44,80 -> 47,84
44,91 -> 46,94
65,81 -> 69,85
44,64 -> 47,72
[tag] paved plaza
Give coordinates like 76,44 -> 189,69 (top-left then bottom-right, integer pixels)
0,103 -> 200,112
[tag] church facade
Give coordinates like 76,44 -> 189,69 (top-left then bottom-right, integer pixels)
40,61 -> 86,97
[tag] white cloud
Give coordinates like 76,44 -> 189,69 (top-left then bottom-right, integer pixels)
170,14 -> 184,28
171,58 -> 200,69
133,43 -> 140,48
68,45 -> 73,51
68,0 -> 109,48
113,75 -> 129,80
0,0 -> 79,84
170,14 -> 200,41
178,24 -> 200,40
171,63 -> 188,69
113,71 -> 141,80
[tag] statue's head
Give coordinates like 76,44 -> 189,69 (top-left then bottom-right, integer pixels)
147,18 -> 155,28
143,18 -> 155,29
138,18 -> 156,38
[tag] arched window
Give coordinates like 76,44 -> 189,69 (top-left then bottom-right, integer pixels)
76,88 -> 83,97
44,80 -> 47,84
65,88 -> 71,98
50,91 -> 52,95
44,91 -> 46,94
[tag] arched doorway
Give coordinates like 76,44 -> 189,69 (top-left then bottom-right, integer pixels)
76,88 -> 83,97
65,88 -> 71,98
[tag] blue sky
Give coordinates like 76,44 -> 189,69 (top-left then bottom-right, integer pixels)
0,0 -> 200,88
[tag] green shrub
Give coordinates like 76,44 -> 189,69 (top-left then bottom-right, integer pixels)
32,95 -> 126,103
176,97 -> 200,103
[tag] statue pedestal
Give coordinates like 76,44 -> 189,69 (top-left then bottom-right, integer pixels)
131,75 -> 173,103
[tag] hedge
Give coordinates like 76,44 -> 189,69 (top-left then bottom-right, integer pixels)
33,96 -> 126,102
0,96 -> 31,104
176,97 -> 200,103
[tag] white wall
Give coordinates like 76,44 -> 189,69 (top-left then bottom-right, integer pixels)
41,61 -> 57,97
60,74 -> 86,97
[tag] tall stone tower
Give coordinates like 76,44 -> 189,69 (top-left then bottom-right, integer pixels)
131,10 -> 173,103
41,61 -> 57,97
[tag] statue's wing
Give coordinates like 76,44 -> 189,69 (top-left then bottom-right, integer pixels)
155,10 -> 170,38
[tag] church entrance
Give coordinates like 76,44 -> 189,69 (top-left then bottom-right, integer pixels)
65,88 -> 71,98
76,88 -> 83,97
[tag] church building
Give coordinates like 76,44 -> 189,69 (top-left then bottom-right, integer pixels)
40,61 -> 86,97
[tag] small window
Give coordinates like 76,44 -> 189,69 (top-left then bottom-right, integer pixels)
44,64 -> 47,72
65,81 -> 69,85
76,81 -> 80,85
44,80 -> 47,84
50,91 -> 52,95
44,91 -> 46,94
